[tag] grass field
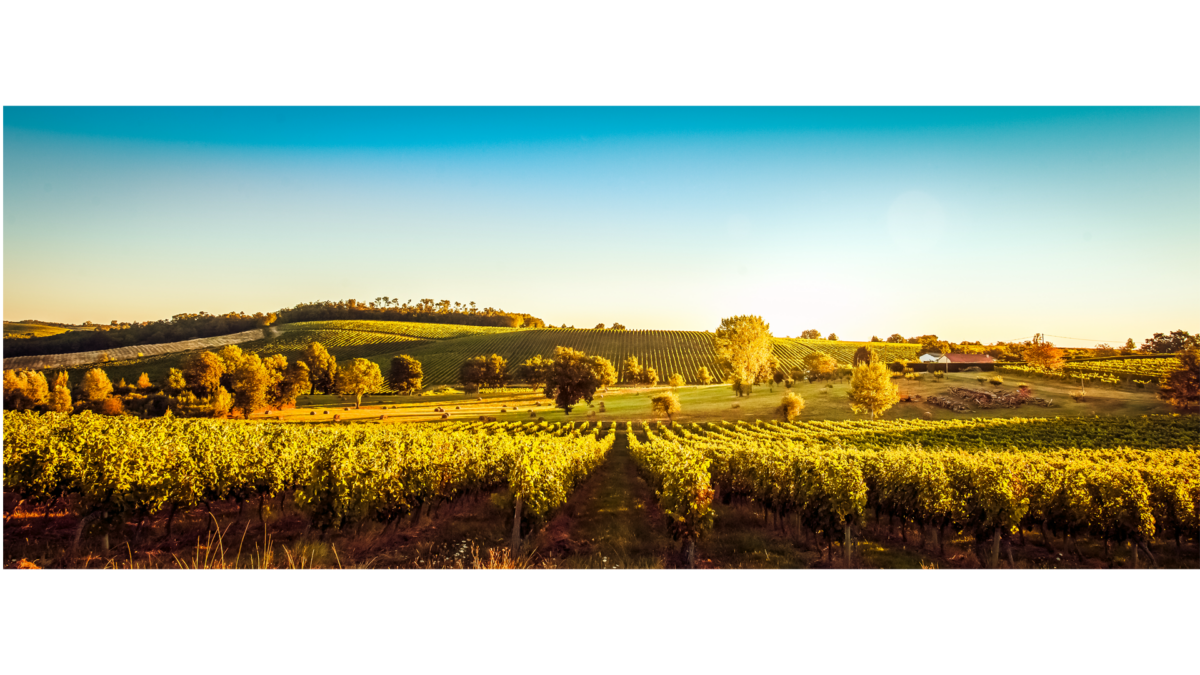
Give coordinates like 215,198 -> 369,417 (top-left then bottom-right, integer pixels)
3,321 -> 93,339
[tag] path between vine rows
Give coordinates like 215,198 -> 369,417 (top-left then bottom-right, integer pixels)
536,428 -> 676,568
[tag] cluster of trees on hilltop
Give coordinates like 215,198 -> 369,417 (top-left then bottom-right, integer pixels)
2,311 -> 278,358
277,298 -> 545,329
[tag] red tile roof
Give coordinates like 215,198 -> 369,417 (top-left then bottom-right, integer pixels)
945,353 -> 995,363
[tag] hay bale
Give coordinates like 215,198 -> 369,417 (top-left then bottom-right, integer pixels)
455,406 -> 460,409
530,410 -> 537,417
380,415 -> 385,420
441,413 -> 450,419
323,410 -> 329,415
333,414 -> 341,422
922,411 -> 933,420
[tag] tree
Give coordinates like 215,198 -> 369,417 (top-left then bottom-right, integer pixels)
212,386 -> 233,418
1024,341 -> 1065,370
1093,344 -> 1120,358
516,354 -> 552,391
1124,338 -> 1136,350
262,354 -> 308,410
852,346 -> 875,367
183,351 -> 225,396
827,333 -> 839,341
484,354 -> 510,389
217,344 -> 247,388
594,323 -> 605,330
803,352 -> 837,381
847,353 -> 900,420
697,366 -> 713,385
460,354 -> 508,391
755,354 -> 780,385
52,371 -> 69,391
778,391 -> 805,421
621,355 -> 643,385
800,329 -> 821,339
544,347 -> 602,414
651,391 -> 681,421
48,383 -> 72,413
231,353 -> 271,418
1157,346 -> 1200,412
387,355 -> 424,394
641,366 -> 659,387
303,341 -> 338,394
165,368 -> 188,395
459,356 -> 488,393
611,323 -> 626,330
870,335 -> 882,342
3,370 -> 49,410
136,372 -> 152,390
714,315 -> 774,390
1140,330 -> 1198,354
590,356 -> 618,390
79,368 -> 114,403
668,373 -> 685,389
336,358 -> 384,408
886,333 -> 905,343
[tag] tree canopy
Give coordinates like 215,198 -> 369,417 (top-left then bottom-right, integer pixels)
303,341 -> 338,394
231,353 -> 271,418
182,351 -> 224,395
714,315 -> 774,388
651,391 -> 681,422
459,354 -> 509,391
886,333 -> 905,343
516,354 -> 552,391
79,367 -> 114,403
543,347 -> 603,414
1140,330 -> 1198,353
1157,346 -> 1200,412
800,329 -> 821,339
847,352 -> 900,420
387,355 -> 424,394
336,358 -> 384,408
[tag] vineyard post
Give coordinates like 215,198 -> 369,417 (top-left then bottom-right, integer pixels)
511,495 -> 523,552
844,521 -> 852,566
990,528 -> 1001,569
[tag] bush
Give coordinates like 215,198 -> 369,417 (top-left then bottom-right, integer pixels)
976,376 -> 988,385
99,396 -> 125,416
778,392 -> 805,422
932,370 -> 945,380
988,375 -> 1004,386
1069,389 -> 1087,401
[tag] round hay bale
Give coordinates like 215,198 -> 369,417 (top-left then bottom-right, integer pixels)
380,415 -> 386,420
310,411 -> 315,415
476,397 -> 483,401
479,415 -> 486,421
923,411 -> 933,420
500,408 -> 507,413
333,414 -> 341,422
530,410 -> 537,417
456,406 -> 461,410
323,410 -> 329,414
441,413 -> 450,419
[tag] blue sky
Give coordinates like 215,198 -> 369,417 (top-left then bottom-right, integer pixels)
4,107 -> 1197,345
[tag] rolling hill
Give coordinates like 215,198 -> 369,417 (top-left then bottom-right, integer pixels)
47,320 -> 922,391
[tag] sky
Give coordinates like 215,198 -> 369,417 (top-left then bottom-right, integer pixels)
3,107 -> 1197,346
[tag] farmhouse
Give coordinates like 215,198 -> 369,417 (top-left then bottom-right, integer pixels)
917,352 -> 943,363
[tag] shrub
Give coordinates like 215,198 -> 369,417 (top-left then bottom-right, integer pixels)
1069,389 -> 1087,401
99,396 -> 125,416
976,376 -> 988,385
932,370 -> 945,380
778,392 -> 805,422
988,375 -> 1004,386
